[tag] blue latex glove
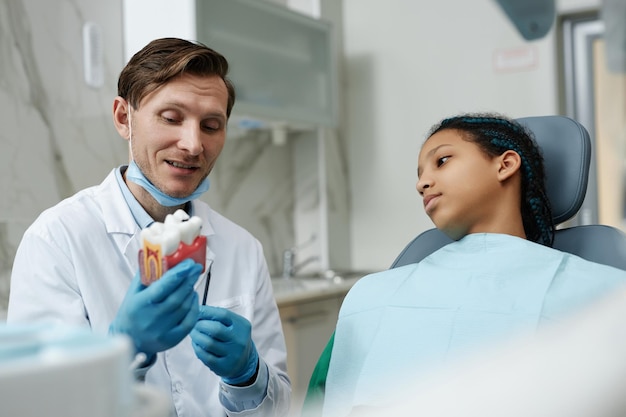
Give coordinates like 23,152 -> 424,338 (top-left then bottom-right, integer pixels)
190,306 -> 259,386
109,259 -> 202,359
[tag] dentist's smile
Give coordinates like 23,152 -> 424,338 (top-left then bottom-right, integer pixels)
166,160 -> 199,171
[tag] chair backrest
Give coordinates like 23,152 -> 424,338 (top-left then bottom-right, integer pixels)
391,115 -> 626,271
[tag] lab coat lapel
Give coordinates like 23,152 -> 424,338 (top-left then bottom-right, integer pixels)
95,169 -> 143,275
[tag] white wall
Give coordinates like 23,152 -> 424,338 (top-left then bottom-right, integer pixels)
344,0 -> 598,271
123,0 -> 196,62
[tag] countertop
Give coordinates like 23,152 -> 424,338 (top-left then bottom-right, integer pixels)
271,271 -> 375,306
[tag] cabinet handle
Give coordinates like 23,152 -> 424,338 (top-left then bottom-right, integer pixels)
286,311 -> 330,325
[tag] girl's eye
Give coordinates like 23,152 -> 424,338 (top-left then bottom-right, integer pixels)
437,156 -> 450,167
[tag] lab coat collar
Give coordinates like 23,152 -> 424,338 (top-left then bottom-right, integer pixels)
98,168 -> 218,238
96,170 -> 218,275
98,169 -> 140,235
96,168 -> 215,254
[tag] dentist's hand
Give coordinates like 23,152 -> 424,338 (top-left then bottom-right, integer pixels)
109,259 -> 202,359
190,306 -> 260,386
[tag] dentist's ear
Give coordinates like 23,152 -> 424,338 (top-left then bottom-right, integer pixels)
112,96 -> 132,141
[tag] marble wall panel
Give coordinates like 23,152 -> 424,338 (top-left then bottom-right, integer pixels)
0,0 -> 318,316
0,0 -> 126,317
201,128 -> 297,276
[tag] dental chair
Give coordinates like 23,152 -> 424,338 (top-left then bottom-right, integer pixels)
301,115 -> 626,415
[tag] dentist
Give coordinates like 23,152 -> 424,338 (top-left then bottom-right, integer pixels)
8,37 -> 291,417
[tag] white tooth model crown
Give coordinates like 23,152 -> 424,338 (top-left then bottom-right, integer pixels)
138,209 -> 207,285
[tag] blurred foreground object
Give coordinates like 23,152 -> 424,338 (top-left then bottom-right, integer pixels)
0,323 -> 170,417
361,287 -> 626,417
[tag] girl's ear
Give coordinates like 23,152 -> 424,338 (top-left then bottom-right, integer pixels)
497,150 -> 522,182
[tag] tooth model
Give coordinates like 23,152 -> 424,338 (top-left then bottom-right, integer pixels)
138,209 -> 206,285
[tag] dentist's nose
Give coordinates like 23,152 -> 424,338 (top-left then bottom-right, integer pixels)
178,125 -> 204,156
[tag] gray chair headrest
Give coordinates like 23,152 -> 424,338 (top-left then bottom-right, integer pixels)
516,115 -> 591,225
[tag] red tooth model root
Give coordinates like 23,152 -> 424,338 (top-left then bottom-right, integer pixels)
139,235 -> 207,285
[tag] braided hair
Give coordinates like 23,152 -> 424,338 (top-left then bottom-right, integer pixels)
427,113 -> 554,247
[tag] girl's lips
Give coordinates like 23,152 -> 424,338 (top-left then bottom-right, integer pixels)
423,194 -> 440,213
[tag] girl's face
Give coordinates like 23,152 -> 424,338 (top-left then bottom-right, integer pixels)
416,129 -> 507,240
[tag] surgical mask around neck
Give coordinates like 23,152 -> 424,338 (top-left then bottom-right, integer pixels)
125,108 -> 210,207
126,161 -> 210,207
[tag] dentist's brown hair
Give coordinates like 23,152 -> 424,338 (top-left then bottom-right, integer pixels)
118,37 -> 236,117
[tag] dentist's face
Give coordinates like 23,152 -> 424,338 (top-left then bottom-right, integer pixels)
118,73 -> 229,199
416,129 -> 502,240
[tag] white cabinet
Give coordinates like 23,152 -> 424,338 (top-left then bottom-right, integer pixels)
278,294 -> 344,415
196,0 -> 338,128
271,276 -> 363,414
123,0 -> 338,128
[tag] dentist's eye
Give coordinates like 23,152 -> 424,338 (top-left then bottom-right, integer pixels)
161,110 -> 182,124
202,118 -> 224,132
202,123 -> 220,132
161,116 -> 182,124
437,156 -> 450,167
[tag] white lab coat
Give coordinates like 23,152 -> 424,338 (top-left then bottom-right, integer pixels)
8,169 -> 291,417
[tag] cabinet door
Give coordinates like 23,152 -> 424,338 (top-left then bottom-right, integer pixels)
279,296 -> 342,414
195,0 -> 338,128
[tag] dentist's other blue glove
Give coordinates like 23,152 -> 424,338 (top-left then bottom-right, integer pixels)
109,259 -> 202,359
190,306 -> 259,386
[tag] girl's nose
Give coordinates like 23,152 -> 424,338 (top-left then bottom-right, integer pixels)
416,176 -> 431,195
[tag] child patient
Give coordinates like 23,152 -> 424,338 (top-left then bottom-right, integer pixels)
317,114 -> 626,417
